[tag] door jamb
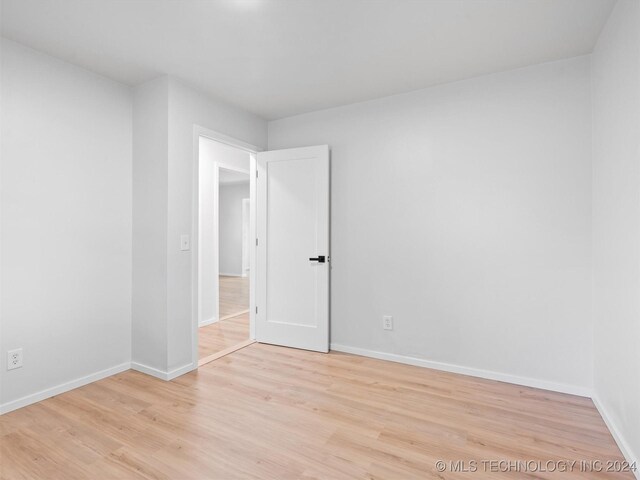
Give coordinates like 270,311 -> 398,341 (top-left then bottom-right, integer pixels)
192,125 -> 261,369
241,198 -> 251,277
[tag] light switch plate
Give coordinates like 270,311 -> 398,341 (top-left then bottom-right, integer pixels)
180,234 -> 190,251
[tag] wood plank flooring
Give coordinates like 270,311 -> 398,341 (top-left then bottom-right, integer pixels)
218,275 -> 249,319
198,275 -> 250,362
0,344 -> 631,479
198,313 -> 250,360
198,339 -> 255,367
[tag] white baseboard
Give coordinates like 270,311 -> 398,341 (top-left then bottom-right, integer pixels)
0,362 -> 130,415
1,359 -> 198,415
167,362 -> 197,380
592,395 -> 639,479
219,272 -> 243,277
330,344 -> 592,398
130,361 -> 166,380
131,361 -> 196,381
199,317 -> 218,327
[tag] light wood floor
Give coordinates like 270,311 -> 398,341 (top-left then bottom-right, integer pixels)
198,313 -> 250,360
197,275 -> 250,362
219,275 -> 249,319
0,344 -> 631,479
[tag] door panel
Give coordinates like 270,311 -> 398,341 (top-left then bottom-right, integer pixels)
256,145 -> 329,352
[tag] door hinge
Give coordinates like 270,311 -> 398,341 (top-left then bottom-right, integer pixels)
256,238 -> 258,246
256,170 -> 258,178
256,306 -> 258,314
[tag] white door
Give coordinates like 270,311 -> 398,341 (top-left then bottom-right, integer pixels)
256,145 -> 330,352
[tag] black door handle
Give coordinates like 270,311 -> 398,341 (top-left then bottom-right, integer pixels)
309,255 -> 326,263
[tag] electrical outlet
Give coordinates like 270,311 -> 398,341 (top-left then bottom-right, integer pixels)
383,315 -> 393,331
7,348 -> 23,370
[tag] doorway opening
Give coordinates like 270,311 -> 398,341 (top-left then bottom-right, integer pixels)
193,129 -> 329,368
196,130 -> 257,366
218,169 -> 250,320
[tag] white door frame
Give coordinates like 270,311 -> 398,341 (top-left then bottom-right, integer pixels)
192,125 -> 260,368
241,198 -> 250,277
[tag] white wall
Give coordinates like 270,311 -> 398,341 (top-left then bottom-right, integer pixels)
131,77 -> 265,378
591,0 -> 640,467
132,76 -> 169,372
198,137 -> 250,325
0,39 -> 132,410
219,182 -> 250,276
269,56 -> 593,393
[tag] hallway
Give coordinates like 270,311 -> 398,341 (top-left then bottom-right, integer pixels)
218,275 -> 249,319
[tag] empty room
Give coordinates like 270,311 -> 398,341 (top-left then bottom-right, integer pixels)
0,1 -> 638,479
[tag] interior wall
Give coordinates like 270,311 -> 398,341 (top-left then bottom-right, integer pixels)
130,77 -> 265,377
591,0 -> 640,466
167,79 -> 266,372
219,182 -> 250,276
132,76 -> 169,373
268,55 -> 593,392
0,39 -> 132,410
198,138 -> 250,325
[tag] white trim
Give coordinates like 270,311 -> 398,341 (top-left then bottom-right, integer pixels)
249,153 -> 257,341
330,344 -> 592,398
166,362 -> 197,380
0,362 -> 130,415
198,339 -> 255,367
242,197 -> 250,277
130,361 -> 166,380
199,317 -> 218,327
219,309 -> 250,322
193,129 -> 202,369
131,361 -> 196,381
592,395 -> 640,478
219,272 -> 244,277
194,125 -> 261,154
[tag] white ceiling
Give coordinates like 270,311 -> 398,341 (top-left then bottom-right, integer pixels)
1,0 -> 615,120
219,168 -> 249,185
